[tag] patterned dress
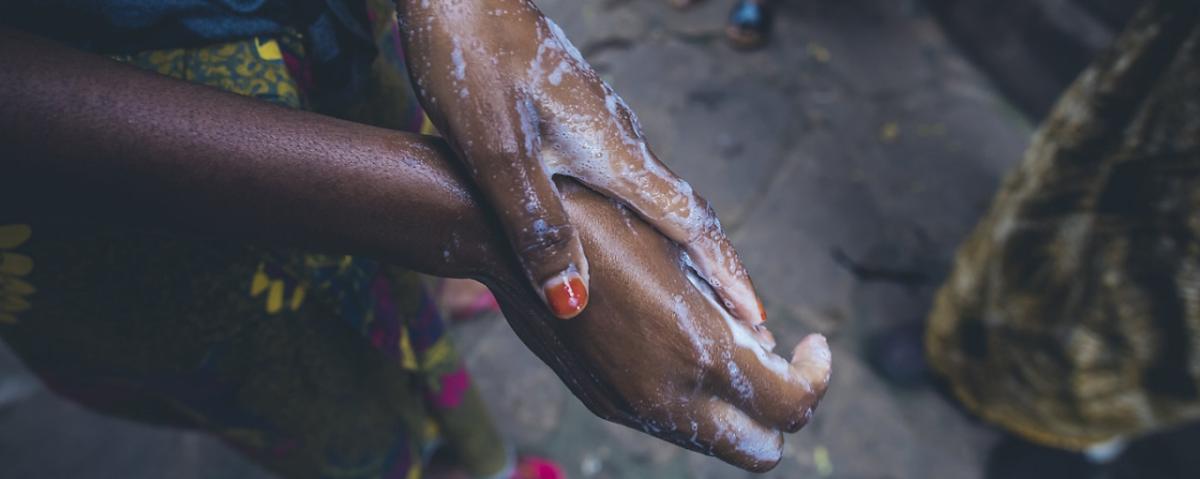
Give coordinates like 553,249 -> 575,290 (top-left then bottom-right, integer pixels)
0,2 -> 506,478
926,0 -> 1200,451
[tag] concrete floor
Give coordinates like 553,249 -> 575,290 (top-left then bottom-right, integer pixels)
0,1 -> 1036,477
456,1 -> 1030,477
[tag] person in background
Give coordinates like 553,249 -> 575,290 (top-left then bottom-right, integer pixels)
671,0 -> 774,49
926,0 -> 1200,472
0,0 -> 821,477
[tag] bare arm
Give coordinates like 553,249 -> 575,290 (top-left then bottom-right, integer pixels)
0,28 -> 830,471
0,27 -> 495,277
397,0 -> 767,324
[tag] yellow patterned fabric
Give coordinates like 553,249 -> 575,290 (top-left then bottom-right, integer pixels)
0,224 -> 34,325
0,14 -> 504,479
111,37 -> 303,108
926,4 -> 1200,450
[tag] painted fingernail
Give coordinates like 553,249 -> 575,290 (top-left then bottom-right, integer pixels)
757,297 -> 767,323
543,270 -> 588,319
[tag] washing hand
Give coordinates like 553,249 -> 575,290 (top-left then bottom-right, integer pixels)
399,0 -> 766,326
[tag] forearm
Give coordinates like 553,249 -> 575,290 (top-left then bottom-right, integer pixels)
0,29 -> 830,470
0,27 -> 497,276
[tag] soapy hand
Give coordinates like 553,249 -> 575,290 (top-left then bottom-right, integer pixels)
399,0 -> 766,325
476,179 -> 831,472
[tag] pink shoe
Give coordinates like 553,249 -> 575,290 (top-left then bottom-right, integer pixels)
436,278 -> 500,322
511,456 -> 565,479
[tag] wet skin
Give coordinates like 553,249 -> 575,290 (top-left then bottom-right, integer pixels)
0,28 -> 830,471
399,0 -> 768,325
507,180 -> 831,471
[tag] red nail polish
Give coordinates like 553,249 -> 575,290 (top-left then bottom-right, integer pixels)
758,297 -> 767,323
544,273 -> 588,319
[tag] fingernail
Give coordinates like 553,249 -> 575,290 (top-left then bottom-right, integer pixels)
757,297 -> 767,323
543,270 -> 588,319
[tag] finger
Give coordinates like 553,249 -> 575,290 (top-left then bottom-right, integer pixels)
632,174 -> 764,327
433,90 -> 591,319
790,334 -> 833,401
713,328 -> 832,434
475,139 -> 591,320
673,398 -> 785,472
752,323 -> 777,350
399,5 -> 590,319
540,85 -> 765,326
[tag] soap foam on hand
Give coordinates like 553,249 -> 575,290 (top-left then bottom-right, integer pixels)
683,254 -> 830,392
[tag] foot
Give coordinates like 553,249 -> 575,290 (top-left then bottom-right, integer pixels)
726,0 -> 772,49
1083,437 -> 1127,464
426,454 -> 563,479
436,278 -> 500,322
511,456 -> 565,479
865,321 -> 929,387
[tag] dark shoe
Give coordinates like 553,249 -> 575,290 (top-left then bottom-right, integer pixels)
865,321 -> 930,388
726,0 -> 772,49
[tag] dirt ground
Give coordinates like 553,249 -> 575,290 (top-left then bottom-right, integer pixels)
0,1 -> 1046,477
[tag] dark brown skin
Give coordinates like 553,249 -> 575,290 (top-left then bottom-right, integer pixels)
530,180 -> 830,471
399,0 -> 768,325
0,28 -> 830,471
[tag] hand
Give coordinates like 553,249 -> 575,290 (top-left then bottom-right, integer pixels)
476,178 -> 831,471
0,27 -> 830,465
399,0 -> 767,325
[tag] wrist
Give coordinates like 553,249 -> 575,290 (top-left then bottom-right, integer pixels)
347,132 -> 507,279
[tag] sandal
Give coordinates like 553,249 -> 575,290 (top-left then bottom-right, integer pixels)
726,0 -> 772,49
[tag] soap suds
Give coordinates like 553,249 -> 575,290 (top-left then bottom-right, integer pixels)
671,294 -> 714,368
683,260 -> 791,379
451,40 -> 466,81
545,18 -> 589,67
713,403 -> 782,464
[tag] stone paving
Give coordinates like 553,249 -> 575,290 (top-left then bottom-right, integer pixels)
0,1 -> 1037,477
458,1 -> 1030,477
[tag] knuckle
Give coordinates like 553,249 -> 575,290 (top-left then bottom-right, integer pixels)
686,205 -> 726,243
783,405 -> 814,433
516,221 -> 577,258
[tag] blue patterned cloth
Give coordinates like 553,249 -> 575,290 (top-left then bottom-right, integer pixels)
1,0 -> 376,109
